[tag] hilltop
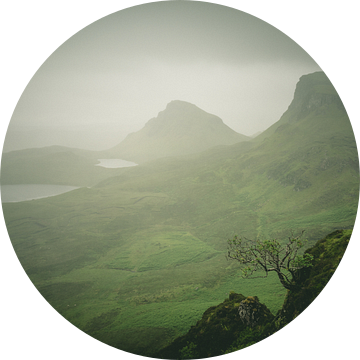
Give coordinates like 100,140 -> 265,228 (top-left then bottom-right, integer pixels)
106,100 -> 249,163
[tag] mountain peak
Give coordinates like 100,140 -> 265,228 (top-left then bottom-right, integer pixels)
109,102 -> 249,163
254,71 -> 346,141
162,100 -> 217,122
166,100 -> 197,109
155,100 -> 223,127
289,71 -> 344,119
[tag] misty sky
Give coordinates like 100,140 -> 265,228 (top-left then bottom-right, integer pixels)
5,1 -> 321,151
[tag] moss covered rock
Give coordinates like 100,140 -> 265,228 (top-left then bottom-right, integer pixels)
156,292 -> 275,359
238,296 -> 274,327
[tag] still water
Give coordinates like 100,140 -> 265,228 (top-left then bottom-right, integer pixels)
1,184 -> 79,203
1,159 -> 137,203
95,159 -> 137,168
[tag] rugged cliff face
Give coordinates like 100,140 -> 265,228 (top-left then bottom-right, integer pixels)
254,71 -> 350,142
287,72 -> 345,121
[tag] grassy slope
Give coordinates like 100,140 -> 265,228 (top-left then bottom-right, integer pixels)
155,229 -> 352,359
2,72 -> 358,356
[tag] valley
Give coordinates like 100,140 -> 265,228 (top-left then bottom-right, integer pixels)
1,72 -> 358,356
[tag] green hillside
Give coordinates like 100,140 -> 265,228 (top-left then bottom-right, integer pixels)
1,72 -> 358,357
155,229 -> 351,359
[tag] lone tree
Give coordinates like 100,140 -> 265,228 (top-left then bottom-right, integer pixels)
226,231 -> 313,291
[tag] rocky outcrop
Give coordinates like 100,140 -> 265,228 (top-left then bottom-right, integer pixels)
238,296 -> 274,327
155,292 -> 275,359
305,93 -> 343,111
288,71 -> 345,121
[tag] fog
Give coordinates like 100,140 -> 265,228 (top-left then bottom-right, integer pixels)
4,1 -> 320,152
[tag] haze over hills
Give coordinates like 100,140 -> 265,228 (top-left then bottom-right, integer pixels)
95,71 -> 358,241
1,101 -> 249,185
105,100 -> 250,163
1,72 -> 358,356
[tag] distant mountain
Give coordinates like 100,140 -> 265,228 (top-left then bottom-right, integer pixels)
107,100 -> 249,163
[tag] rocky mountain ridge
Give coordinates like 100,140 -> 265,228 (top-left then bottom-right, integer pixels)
254,71 -> 348,141
289,72 -> 345,121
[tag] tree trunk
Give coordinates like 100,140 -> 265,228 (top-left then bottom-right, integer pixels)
276,271 -> 300,292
